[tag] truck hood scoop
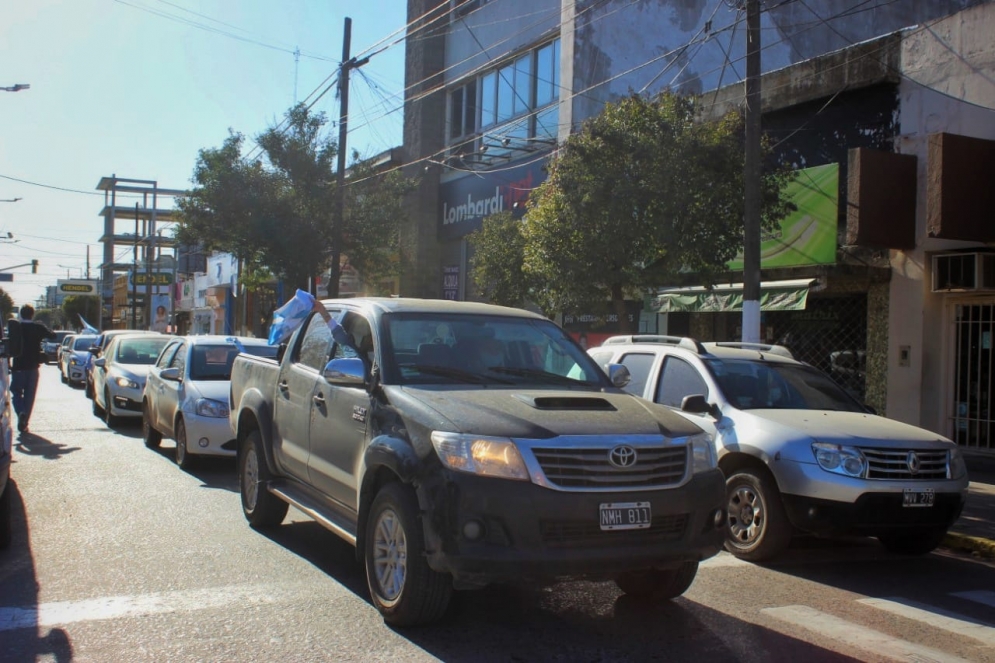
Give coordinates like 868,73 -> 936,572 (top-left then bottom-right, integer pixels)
512,394 -> 616,411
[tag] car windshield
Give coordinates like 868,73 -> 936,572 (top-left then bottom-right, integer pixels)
114,337 -> 170,365
383,313 -> 604,387
73,335 -> 96,351
705,358 -> 866,412
190,344 -> 279,381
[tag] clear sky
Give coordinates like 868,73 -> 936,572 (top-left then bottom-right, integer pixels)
0,0 -> 407,308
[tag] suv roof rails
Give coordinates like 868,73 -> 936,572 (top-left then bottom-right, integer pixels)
709,342 -> 794,359
602,335 -> 706,354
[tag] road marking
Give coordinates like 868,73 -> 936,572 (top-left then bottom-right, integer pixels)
700,553 -> 751,568
952,590 -> 995,609
857,597 -> 995,646
0,584 -> 283,632
762,605 -> 971,663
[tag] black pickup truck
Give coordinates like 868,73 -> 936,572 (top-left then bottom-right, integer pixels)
229,298 -> 726,626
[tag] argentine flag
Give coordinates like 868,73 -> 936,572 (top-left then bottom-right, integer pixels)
268,289 -> 351,347
79,314 -> 99,334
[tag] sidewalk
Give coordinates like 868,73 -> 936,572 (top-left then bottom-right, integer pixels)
944,450 -> 995,559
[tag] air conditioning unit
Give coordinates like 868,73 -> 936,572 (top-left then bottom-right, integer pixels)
932,252 -> 995,292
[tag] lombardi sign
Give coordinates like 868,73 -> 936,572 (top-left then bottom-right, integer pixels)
57,279 -> 98,295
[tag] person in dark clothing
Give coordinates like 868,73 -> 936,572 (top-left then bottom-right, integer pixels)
11,304 -> 56,433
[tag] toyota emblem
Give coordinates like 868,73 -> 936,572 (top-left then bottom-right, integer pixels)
907,451 -> 920,475
609,445 -> 638,468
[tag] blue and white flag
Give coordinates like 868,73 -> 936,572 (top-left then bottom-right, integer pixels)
78,314 -> 98,334
268,289 -> 352,347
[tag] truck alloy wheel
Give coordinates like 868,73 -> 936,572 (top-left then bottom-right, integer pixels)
238,429 -> 287,528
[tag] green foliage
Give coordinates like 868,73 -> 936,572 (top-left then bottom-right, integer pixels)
0,287 -> 13,322
177,105 -> 415,296
494,92 -> 794,323
34,308 -> 66,329
62,296 -> 99,330
467,212 -> 534,307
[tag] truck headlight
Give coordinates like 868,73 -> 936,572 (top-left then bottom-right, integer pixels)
690,433 -> 716,472
812,442 -> 866,478
431,432 -> 529,481
196,398 -> 229,418
114,377 -> 139,389
950,446 -> 968,479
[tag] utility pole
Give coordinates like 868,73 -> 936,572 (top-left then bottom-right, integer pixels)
742,0 -> 762,344
132,203 -> 139,330
330,17 -> 369,299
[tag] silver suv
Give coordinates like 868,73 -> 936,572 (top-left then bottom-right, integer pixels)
590,335 -> 970,560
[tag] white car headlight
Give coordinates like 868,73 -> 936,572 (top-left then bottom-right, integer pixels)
689,433 -> 716,473
812,442 -> 867,478
950,446 -> 968,480
196,398 -> 229,418
70,357 -> 80,365
114,376 -> 139,389
431,432 -> 529,481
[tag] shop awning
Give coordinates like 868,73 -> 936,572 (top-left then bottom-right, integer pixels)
645,278 -> 818,314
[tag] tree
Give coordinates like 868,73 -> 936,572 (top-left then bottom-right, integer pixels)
62,295 -> 100,331
468,212 -> 535,306
34,308 -> 66,330
473,92 -> 794,328
0,287 -> 13,322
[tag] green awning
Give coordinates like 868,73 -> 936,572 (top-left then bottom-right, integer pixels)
645,279 -> 817,314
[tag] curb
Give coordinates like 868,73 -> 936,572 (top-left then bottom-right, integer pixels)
943,532 -> 995,560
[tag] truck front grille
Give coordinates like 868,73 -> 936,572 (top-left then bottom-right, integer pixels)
531,445 -> 688,489
540,515 -> 687,548
863,448 -> 949,480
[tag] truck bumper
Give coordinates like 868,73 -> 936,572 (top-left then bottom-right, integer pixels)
420,468 -> 726,587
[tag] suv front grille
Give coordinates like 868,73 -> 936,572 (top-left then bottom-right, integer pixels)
863,448 -> 949,480
540,515 -> 688,548
531,445 -> 688,489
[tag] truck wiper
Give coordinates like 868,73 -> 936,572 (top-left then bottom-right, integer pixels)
488,366 -> 594,386
408,364 -> 509,384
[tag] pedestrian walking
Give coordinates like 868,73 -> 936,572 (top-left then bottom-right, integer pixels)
10,304 -> 56,433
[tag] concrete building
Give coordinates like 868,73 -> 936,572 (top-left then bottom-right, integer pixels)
401,0 -> 995,451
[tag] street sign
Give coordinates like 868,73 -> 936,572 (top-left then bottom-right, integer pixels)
130,272 -> 174,286
0,274 -> 12,282
57,279 -> 98,294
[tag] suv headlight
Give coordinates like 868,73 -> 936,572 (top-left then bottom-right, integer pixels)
114,376 -> 139,389
812,442 -> 867,478
196,398 -> 229,418
950,446 -> 968,480
431,432 -> 529,481
690,433 -> 716,472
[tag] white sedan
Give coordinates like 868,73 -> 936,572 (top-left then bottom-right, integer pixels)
92,333 -> 172,427
142,335 -> 278,468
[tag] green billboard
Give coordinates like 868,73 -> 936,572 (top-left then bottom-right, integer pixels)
727,162 -> 838,270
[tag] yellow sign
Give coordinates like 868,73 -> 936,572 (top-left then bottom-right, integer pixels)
57,280 -> 98,294
131,272 -> 174,286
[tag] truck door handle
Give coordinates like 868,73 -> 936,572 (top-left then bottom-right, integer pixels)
278,380 -> 289,392
312,393 -> 326,406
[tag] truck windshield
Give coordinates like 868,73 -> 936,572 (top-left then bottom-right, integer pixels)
383,313 -> 604,387
705,358 -> 866,412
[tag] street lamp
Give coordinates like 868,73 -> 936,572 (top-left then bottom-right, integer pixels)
1,84 -> 30,92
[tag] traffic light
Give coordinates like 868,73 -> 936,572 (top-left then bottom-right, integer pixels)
31,259 -> 38,273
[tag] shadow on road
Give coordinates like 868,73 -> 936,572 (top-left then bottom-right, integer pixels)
13,432 -> 80,459
0,479 -> 74,662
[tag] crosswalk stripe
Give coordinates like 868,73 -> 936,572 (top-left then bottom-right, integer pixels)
762,605 -> 971,663
700,553 -> 751,568
0,584 -> 284,632
951,590 -> 995,609
857,598 -> 995,646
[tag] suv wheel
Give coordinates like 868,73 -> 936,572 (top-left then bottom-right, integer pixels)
614,561 -> 699,600
239,429 -> 287,528
365,482 -> 452,626
724,470 -> 791,561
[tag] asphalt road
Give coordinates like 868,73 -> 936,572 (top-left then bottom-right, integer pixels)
2,365 -> 995,662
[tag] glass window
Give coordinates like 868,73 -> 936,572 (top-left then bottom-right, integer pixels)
618,353 -> 656,397
513,54 -> 532,115
464,80 -> 477,135
449,88 -> 464,139
156,341 -> 180,368
73,335 -> 97,351
480,71 -> 496,128
535,41 -> 555,106
298,313 -> 334,372
497,64 -> 514,123
115,337 -> 171,365
169,343 -> 187,375
656,357 -> 709,408
535,105 -> 558,141
706,359 -> 865,412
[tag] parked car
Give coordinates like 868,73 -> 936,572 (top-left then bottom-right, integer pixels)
85,329 -> 158,399
589,335 -> 970,561
60,334 -> 97,386
91,333 -> 171,427
57,333 -> 76,368
229,298 -> 726,626
143,335 -> 278,468
43,330 -> 73,365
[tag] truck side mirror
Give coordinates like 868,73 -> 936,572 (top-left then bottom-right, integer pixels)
322,357 -> 366,387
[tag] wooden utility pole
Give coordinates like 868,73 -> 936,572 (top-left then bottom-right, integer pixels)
742,0 -> 762,344
330,17 -> 369,299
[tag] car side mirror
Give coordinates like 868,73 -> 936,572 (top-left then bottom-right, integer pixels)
607,363 -> 631,389
681,394 -> 720,419
322,357 -> 366,387
94,357 -> 106,368
160,367 -> 181,381
88,347 -> 100,355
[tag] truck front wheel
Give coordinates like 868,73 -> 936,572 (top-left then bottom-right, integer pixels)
615,561 -> 699,600
364,482 -> 452,627
239,429 -> 287,528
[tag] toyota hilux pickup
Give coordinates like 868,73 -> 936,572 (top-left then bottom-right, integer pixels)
229,298 -> 726,626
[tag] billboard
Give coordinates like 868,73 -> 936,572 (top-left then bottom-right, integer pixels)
57,279 -> 99,295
